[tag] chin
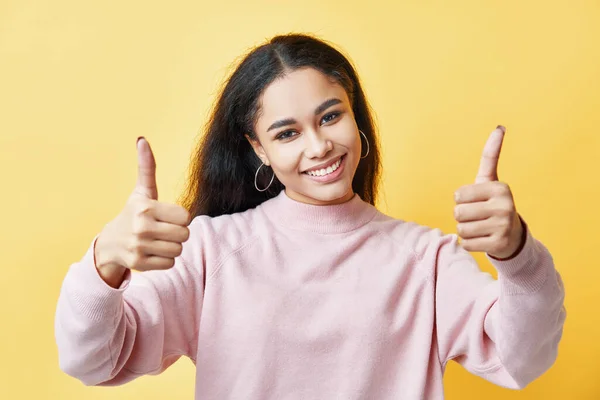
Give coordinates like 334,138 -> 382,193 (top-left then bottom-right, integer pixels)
313,186 -> 352,202
292,181 -> 354,205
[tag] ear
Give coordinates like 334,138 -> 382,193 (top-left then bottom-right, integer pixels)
245,134 -> 270,166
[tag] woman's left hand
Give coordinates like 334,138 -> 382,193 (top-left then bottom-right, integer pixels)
453,126 -> 524,260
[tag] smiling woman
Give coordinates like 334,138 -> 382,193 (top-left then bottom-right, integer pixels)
247,68 -> 363,205
179,34 -> 382,216
54,33 -> 566,400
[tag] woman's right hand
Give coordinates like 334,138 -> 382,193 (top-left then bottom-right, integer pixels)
94,137 -> 191,288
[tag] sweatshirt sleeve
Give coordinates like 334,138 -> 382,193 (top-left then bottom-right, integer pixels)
434,220 -> 566,389
54,234 -> 204,386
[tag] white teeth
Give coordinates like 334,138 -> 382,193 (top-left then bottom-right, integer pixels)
306,157 -> 342,177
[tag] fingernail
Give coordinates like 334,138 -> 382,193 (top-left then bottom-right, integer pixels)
137,136 -> 144,145
496,125 -> 506,133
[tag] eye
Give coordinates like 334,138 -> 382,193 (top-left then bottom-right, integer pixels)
276,130 -> 297,140
320,111 -> 341,125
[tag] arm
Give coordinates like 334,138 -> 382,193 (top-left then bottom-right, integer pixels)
434,222 -> 566,389
54,235 -> 204,386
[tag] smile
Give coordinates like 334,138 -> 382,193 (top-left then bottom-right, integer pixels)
305,156 -> 343,177
302,155 -> 346,184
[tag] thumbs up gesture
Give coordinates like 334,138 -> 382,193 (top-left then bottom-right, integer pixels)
453,126 -> 525,260
94,137 -> 191,286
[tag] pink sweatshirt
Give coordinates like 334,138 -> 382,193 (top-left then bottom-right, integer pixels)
55,190 -> 566,399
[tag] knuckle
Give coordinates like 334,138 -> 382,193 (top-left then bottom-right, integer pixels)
454,206 -> 461,220
174,243 -> 183,256
126,237 -> 143,253
132,218 -> 153,237
131,218 -> 144,235
135,198 -> 153,214
494,182 -> 510,196
491,199 -> 512,216
127,253 -> 143,269
183,210 -> 192,225
498,206 -> 512,218
500,195 -> 514,207
134,197 -> 152,209
456,224 -> 464,236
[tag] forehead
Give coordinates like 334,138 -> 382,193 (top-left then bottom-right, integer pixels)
256,68 -> 348,127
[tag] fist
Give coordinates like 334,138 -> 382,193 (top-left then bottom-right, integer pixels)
95,137 -> 191,272
453,126 -> 524,260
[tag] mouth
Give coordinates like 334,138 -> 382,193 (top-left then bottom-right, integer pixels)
302,155 -> 346,183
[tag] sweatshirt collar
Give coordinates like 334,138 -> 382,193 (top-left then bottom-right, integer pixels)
260,189 -> 377,234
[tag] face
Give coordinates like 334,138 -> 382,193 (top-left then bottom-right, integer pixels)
248,67 -> 362,206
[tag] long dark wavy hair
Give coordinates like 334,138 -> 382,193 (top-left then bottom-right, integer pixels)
178,33 -> 382,218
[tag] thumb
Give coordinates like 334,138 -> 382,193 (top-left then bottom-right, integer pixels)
135,137 -> 158,200
475,125 -> 506,183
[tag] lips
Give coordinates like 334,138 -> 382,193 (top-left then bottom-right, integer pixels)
303,155 -> 344,174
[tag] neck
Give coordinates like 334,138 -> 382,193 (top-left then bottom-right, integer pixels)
284,188 -> 355,206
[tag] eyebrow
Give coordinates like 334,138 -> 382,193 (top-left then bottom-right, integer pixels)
266,98 -> 343,132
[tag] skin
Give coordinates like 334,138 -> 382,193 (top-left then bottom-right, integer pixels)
247,67 -> 362,206
453,126 -> 525,259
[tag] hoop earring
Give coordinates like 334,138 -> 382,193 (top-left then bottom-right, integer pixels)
254,162 -> 275,192
359,130 -> 370,159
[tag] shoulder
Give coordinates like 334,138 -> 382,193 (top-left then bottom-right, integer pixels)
370,209 -> 458,259
176,205 -> 269,276
191,202 -> 267,240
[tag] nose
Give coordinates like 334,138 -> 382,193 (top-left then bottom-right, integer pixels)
304,131 -> 333,159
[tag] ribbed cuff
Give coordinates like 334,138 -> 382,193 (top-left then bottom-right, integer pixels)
487,224 -> 552,295
64,236 -> 132,322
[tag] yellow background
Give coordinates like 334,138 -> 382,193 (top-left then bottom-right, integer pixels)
1,0 -> 598,398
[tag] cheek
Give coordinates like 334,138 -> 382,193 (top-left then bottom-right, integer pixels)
352,132 -> 362,154
269,145 -> 303,175
341,128 -> 362,173
334,117 -> 360,150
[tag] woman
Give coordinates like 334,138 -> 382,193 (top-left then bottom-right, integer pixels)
55,33 -> 566,399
